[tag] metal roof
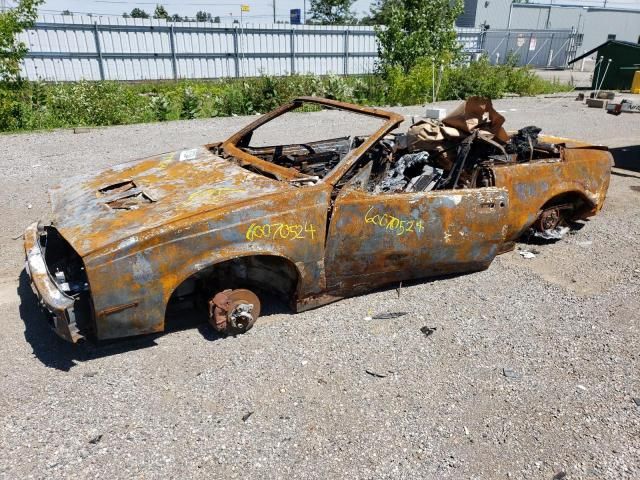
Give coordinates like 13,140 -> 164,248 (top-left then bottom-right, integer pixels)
569,40 -> 640,64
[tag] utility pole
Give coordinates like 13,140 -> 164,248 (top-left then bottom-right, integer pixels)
273,0 -> 276,23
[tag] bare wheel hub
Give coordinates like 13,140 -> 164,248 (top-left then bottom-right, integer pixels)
536,207 -> 561,232
208,289 -> 261,334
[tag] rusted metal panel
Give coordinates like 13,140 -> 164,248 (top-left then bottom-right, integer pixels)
87,184 -> 331,340
49,147 -> 292,256
325,187 -> 509,291
23,223 -> 83,342
493,136 -> 612,240
24,97 -> 611,343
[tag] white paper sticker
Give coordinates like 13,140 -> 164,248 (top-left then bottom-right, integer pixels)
179,148 -> 198,161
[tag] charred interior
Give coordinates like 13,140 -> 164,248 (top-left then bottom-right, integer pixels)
229,98 -> 563,194
238,136 -> 351,180
40,227 -> 93,336
339,123 -> 561,194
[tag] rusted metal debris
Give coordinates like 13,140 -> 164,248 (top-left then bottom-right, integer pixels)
365,369 -> 388,378
607,99 -> 640,115
420,326 -> 437,337
372,312 -> 408,320
24,96 -> 612,343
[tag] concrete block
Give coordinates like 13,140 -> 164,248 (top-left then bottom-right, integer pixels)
425,108 -> 446,120
586,98 -> 607,108
596,91 -> 615,100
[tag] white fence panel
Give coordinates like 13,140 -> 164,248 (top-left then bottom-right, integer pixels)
20,16 -> 384,81
19,16 -> 573,81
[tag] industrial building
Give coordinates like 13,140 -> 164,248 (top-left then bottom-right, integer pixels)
457,1 -> 640,58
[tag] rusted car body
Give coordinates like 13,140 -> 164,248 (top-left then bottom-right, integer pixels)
24,97 -> 611,343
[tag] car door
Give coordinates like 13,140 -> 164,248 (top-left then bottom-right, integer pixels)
324,177 -> 510,292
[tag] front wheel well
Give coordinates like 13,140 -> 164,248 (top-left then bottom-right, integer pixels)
164,255 -> 300,331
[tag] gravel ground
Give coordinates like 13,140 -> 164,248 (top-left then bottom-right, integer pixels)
1,95 -> 639,479
533,69 -> 593,88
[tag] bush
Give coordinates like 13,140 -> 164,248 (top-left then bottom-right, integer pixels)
383,59 -> 437,105
442,57 -> 510,100
46,80 -> 148,126
213,81 -> 256,116
0,63 -> 572,133
150,94 -> 170,121
180,87 -> 200,119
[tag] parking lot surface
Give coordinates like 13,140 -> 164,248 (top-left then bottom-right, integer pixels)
1,95 -> 639,479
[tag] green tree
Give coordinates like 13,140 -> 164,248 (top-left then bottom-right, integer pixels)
170,13 -> 183,22
130,8 -> 149,19
195,10 -> 212,22
376,0 -> 463,73
359,0 -> 393,26
0,0 -> 43,81
308,0 -> 356,25
153,4 -> 169,20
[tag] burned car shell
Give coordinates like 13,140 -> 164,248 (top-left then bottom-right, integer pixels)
24,97 -> 611,342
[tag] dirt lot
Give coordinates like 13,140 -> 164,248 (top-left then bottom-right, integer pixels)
534,69 -> 593,89
1,95 -> 639,479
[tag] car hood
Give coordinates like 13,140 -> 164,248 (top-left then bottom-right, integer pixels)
50,146 -> 291,257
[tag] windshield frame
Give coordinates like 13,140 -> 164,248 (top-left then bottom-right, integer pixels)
221,97 -> 404,185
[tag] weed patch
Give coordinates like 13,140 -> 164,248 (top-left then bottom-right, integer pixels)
0,62 -> 572,132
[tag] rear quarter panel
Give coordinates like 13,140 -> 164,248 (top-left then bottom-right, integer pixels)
493,143 -> 611,240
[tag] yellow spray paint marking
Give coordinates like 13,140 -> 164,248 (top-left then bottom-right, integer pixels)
187,187 -> 243,204
246,222 -> 316,241
364,206 -> 424,236
157,153 -> 176,168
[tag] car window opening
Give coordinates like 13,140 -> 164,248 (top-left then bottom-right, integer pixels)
234,102 -> 387,182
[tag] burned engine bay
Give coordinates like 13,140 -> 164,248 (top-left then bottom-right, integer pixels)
236,97 -> 562,192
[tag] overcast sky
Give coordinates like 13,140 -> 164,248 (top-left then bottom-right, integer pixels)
29,0 -> 640,23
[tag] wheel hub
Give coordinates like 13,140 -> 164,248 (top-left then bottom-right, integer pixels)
537,207 -> 561,232
208,289 -> 261,334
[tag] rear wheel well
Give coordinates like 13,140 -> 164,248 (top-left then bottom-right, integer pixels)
164,255 -> 300,331
540,191 -> 593,221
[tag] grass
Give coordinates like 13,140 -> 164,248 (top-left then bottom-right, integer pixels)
0,58 -> 572,132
